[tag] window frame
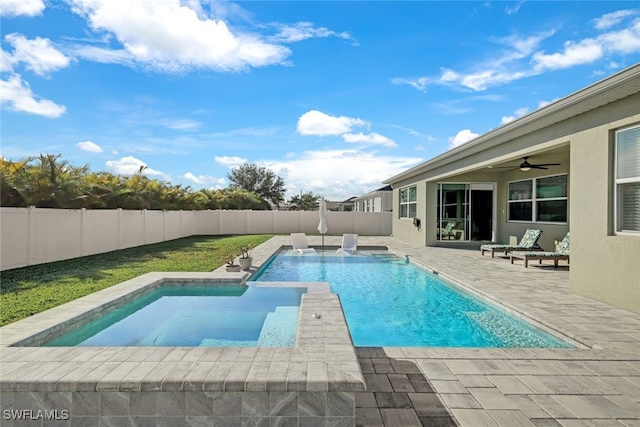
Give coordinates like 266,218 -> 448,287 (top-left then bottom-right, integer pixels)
507,173 -> 568,224
614,124 -> 640,235
399,185 -> 417,219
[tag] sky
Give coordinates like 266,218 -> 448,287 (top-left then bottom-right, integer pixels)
1,1 -> 640,202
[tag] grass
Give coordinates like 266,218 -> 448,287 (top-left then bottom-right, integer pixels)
0,234 -> 272,326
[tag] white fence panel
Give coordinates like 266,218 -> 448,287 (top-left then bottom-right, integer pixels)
118,210 -> 145,249
0,207 -> 392,270
0,208 -> 29,270
83,210 -> 119,256
144,210 -> 165,244
218,210 -> 248,235
246,211 -> 274,234
273,211 -> 302,234
29,208 -> 82,265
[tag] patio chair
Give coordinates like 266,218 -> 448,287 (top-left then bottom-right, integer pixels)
290,233 -> 317,254
441,221 -> 456,240
337,233 -> 358,255
510,232 -> 570,268
480,228 -> 543,258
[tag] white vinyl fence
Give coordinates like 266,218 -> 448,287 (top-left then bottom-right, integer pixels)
0,207 -> 392,270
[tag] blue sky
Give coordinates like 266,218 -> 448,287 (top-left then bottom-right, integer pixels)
2,1 -> 640,201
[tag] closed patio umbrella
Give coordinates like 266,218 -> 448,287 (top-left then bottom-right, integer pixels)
317,197 -> 328,252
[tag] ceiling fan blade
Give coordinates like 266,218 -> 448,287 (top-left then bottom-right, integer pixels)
531,165 -> 549,170
533,163 -> 561,167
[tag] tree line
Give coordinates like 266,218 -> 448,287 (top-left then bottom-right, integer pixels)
0,154 -> 322,210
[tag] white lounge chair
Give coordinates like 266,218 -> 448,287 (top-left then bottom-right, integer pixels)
290,233 -> 317,254
337,233 -> 358,255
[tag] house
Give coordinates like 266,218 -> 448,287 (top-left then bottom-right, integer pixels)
337,197 -> 356,211
383,63 -> 640,314
352,185 -> 393,212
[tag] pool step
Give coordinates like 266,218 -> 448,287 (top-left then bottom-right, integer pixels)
257,306 -> 299,347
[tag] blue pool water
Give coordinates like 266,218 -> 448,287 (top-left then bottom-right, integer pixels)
252,250 -> 572,348
44,284 -> 304,347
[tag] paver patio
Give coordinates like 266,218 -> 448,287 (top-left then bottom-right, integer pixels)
1,235 -> 639,426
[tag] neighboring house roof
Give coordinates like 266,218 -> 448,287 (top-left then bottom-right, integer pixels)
352,185 -> 393,202
384,63 -> 640,185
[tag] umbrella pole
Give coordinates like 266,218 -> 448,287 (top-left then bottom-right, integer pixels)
322,234 -> 324,253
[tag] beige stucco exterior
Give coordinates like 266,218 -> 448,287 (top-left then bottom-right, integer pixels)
385,65 -> 640,314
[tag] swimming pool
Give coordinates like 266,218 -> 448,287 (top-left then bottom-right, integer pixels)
252,250 -> 572,348
44,283 -> 304,347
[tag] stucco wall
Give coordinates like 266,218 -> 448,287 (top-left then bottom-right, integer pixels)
570,98 -> 640,314
390,182 -> 427,246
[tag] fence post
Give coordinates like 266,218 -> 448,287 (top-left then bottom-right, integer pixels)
27,206 -> 34,266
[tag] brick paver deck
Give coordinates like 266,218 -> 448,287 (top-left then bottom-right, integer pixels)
356,347 -> 457,426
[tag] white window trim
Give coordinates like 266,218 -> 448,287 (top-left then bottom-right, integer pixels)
508,173 -> 568,224
399,186 -> 417,219
614,124 -> 640,235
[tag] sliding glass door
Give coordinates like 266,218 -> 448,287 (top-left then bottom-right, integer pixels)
437,183 -> 494,241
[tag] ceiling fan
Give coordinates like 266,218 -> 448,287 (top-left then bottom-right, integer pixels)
491,156 -> 561,172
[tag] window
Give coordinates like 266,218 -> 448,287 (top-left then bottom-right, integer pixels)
615,125 -> 640,233
508,174 -> 567,223
399,186 -> 417,218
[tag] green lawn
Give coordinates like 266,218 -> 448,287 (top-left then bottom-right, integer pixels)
0,234 -> 272,326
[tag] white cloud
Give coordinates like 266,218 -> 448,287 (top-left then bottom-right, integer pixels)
0,0 -> 44,17
532,38 -> 604,71
598,18 -> 640,54
269,22 -> 355,44
390,76 -> 430,92
342,132 -> 397,148
501,107 -> 530,124
183,172 -> 226,188
214,155 -> 248,168
0,74 -> 66,118
265,149 -> 422,201
449,129 -> 480,149
78,140 -> 103,153
158,118 -> 201,131
3,33 -> 71,76
105,156 -> 170,179
67,0 -> 291,73
394,10 -> 640,92
297,110 -> 367,136
505,1 -> 525,15
593,9 -> 638,30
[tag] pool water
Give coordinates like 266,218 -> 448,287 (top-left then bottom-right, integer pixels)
44,284 -> 304,347
252,251 -> 572,348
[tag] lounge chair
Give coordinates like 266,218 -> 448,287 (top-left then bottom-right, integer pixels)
441,221 -> 456,240
480,229 -> 543,258
290,233 -> 317,254
510,232 -> 570,268
337,233 -> 358,255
